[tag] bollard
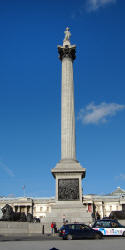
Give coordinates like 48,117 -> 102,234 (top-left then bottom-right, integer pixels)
42,224 -> 44,234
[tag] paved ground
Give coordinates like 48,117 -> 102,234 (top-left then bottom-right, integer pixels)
0,234 -> 61,241
0,236 -> 125,250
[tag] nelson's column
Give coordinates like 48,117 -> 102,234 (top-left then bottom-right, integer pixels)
47,28 -> 91,224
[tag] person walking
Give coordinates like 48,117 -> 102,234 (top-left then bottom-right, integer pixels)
51,222 -> 54,235
54,222 -> 57,234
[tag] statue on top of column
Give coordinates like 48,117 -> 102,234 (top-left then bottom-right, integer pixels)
58,27 -> 76,61
63,27 -> 71,45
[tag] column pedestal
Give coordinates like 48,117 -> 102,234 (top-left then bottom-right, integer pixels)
52,159 -> 85,204
48,160 -> 91,225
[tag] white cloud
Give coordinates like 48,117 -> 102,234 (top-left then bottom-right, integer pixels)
118,174 -> 125,180
115,174 -> 125,181
77,102 -> 125,125
86,0 -> 116,12
0,161 -> 15,177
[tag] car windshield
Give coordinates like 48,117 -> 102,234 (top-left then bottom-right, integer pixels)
94,220 -> 124,228
60,224 -> 91,230
118,222 -> 124,227
80,225 -> 90,229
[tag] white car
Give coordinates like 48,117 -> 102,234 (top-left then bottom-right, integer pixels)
92,219 -> 125,236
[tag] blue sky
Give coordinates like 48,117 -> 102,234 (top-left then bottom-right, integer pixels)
0,0 -> 125,197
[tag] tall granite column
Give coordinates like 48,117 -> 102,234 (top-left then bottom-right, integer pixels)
52,28 -> 86,204
59,36 -> 76,161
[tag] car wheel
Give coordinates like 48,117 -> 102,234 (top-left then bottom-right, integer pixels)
95,233 -> 102,239
122,231 -> 125,237
67,234 -> 73,240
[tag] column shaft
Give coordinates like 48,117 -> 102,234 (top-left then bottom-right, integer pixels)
61,57 -> 76,160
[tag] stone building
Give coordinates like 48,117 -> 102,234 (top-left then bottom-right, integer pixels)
0,187 -> 125,222
83,187 -> 125,219
0,197 -> 55,220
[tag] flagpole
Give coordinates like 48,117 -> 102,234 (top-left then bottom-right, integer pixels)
22,185 -> 26,197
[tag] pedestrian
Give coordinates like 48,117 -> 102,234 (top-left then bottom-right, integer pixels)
54,222 -> 57,233
96,211 -> 100,220
51,222 -> 54,235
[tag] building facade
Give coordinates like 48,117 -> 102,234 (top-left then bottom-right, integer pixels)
0,187 -> 125,222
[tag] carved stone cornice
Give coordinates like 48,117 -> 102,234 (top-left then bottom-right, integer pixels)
58,45 -> 76,61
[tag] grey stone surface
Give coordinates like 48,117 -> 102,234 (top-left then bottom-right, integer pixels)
41,203 -> 92,230
0,222 -> 43,235
1,239 -> 125,250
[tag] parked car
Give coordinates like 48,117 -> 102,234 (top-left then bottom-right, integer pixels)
59,223 -> 103,240
92,219 -> 125,236
109,211 -> 125,220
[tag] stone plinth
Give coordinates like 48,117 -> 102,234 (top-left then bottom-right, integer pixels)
51,159 -> 85,203
42,203 -> 92,226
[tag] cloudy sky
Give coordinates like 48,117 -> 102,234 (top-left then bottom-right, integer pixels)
0,0 -> 125,197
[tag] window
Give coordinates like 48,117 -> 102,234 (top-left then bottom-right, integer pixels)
27,206 -> 30,213
15,206 -> 18,212
122,204 -> 125,211
80,225 -> 89,230
110,222 -> 118,228
20,206 -> 25,213
40,207 -> 43,212
95,221 -> 110,228
75,225 -> 81,230
88,204 -> 92,213
69,225 -> 75,230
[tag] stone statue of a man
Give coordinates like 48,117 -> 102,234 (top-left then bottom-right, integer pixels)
64,27 -> 71,42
